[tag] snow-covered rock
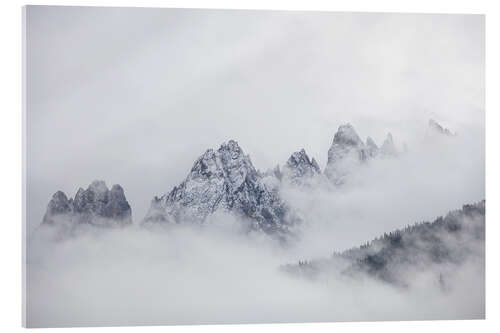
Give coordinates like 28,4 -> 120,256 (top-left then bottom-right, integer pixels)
379,133 -> 398,157
323,125 -> 403,184
42,180 -> 132,228
42,191 -> 72,223
142,140 -> 295,236
281,149 -> 321,185
324,124 -> 369,184
365,137 -> 379,158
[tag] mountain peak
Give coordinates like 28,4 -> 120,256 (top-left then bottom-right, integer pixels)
366,136 -> 377,148
380,132 -> 398,156
217,140 -> 249,165
333,123 -> 363,147
110,184 -> 125,193
88,180 -> 108,193
282,149 -> 321,184
289,149 -> 308,163
325,124 -> 367,183
365,137 -> 379,157
143,142 -> 294,236
42,191 -> 72,225
219,139 -> 241,151
52,190 -> 69,202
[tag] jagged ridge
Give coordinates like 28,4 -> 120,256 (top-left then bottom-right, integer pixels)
281,149 -> 321,185
42,180 -> 132,228
40,119 -> 453,238
323,123 -> 398,184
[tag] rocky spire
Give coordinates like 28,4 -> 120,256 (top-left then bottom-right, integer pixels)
104,184 -> 132,220
380,133 -> 398,157
282,149 -> 321,185
366,137 -> 379,158
331,124 -> 364,148
42,191 -> 72,225
324,124 -> 368,184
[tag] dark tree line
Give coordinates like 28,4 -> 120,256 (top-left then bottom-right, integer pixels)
286,200 -> 485,286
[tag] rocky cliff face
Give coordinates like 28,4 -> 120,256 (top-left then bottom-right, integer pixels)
324,124 -> 370,184
281,149 -> 321,185
379,133 -> 398,157
143,140 -> 295,236
323,124 -> 403,184
365,137 -> 379,158
42,180 -> 132,228
40,122 -> 435,237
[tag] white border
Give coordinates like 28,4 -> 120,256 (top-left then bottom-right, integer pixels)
1,0 -> 498,332
21,5 -> 27,328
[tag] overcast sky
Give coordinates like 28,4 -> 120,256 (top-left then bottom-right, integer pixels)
26,6 -> 484,232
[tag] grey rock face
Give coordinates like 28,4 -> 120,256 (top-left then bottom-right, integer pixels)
42,180 -> 132,227
365,137 -> 379,158
143,140 -> 294,235
42,191 -> 72,224
324,124 -> 369,184
282,149 -> 321,185
379,133 -> 398,157
324,125 -> 401,184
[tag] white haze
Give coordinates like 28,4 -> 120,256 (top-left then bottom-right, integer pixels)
27,220 -> 484,328
285,127 -> 484,256
26,6 -> 484,233
25,6 -> 484,327
26,129 -> 484,327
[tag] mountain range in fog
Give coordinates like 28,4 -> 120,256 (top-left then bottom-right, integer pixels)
41,119 -> 459,239
32,117 -> 484,320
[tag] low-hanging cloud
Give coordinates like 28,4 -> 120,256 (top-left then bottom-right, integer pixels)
26,7 -> 484,234
25,6 -> 484,328
27,128 -> 485,326
27,206 -> 484,327
281,127 -> 484,257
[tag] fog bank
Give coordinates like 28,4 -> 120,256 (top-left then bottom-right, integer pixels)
27,220 -> 484,327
